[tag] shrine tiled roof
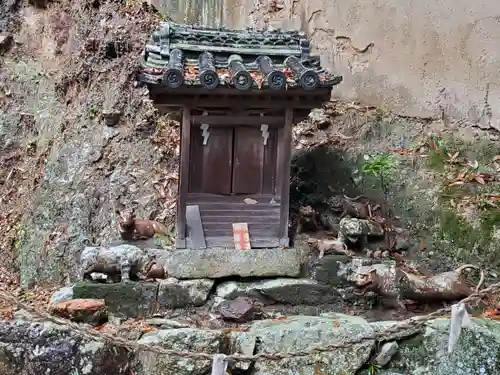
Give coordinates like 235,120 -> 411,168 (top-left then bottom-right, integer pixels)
138,22 -> 342,92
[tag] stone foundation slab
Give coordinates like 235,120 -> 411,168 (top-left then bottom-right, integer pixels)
149,247 -> 301,279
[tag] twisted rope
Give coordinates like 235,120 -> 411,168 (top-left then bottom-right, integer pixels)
0,282 -> 498,361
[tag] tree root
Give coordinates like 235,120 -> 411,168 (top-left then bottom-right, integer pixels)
350,262 -> 486,305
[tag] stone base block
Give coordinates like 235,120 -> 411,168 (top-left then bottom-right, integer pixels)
73,281 -> 158,318
150,247 -> 301,279
216,278 -> 343,305
157,278 -> 214,310
72,278 -> 216,318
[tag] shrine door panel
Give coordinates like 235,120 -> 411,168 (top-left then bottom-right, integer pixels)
189,126 -> 233,194
232,126 -> 277,195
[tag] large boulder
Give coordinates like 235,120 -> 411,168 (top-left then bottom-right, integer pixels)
379,318 -> 500,374
135,328 -> 225,375
249,314 -> 375,375
0,320 -> 130,375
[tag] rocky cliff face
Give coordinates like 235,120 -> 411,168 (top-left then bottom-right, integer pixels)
0,0 -> 179,288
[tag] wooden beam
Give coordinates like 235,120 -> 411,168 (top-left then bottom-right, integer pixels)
191,116 -> 284,126
176,107 -> 191,249
153,97 -> 328,109
278,108 -> 293,247
150,86 -> 333,98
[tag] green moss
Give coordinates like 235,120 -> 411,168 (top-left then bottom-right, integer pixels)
435,209 -> 500,268
481,209 -> 500,233
426,149 -> 447,171
73,281 -> 158,319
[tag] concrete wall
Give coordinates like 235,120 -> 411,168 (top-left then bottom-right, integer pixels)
150,0 -> 500,131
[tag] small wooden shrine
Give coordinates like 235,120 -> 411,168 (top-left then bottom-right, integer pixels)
138,22 -> 342,250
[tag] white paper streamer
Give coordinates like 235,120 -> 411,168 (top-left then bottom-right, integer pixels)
211,354 -> 229,375
448,302 -> 472,353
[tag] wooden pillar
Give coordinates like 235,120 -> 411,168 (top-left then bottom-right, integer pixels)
176,107 -> 191,249
278,108 -> 293,247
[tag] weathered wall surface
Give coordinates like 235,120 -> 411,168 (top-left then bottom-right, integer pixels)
151,0 -> 500,131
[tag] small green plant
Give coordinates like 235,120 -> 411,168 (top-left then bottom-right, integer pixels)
366,363 -> 381,374
373,107 -> 387,123
359,362 -> 381,375
13,222 -> 26,251
362,152 -> 398,193
159,12 -> 171,21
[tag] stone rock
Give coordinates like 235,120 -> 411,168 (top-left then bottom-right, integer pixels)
311,256 -> 389,299
2,317 -> 500,375
136,328 -> 225,375
310,255 -> 353,286
0,33 -> 12,53
12,309 -> 46,322
73,281 -> 157,318
227,330 -> 256,371
309,108 -> 330,129
0,320 -> 130,375
50,298 -> 108,325
381,318 -> 500,374
339,218 -> 384,239
370,320 -> 422,342
102,109 -> 122,126
151,247 -> 300,279
157,278 -> 214,309
393,230 -> 411,251
216,278 -> 342,305
217,296 -> 260,322
249,314 -> 375,375
49,286 -> 74,306
374,341 -> 399,366
319,211 -> 341,231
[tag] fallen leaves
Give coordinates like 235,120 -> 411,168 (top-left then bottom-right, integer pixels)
445,151 -> 461,165
391,147 -> 413,156
477,307 -> 500,320
419,237 -> 426,252
447,170 -> 494,187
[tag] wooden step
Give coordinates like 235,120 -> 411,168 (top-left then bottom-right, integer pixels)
187,193 -> 280,204
192,203 -> 280,211
201,228 -> 279,238
202,223 -> 279,232
187,236 -> 279,249
201,215 -> 280,224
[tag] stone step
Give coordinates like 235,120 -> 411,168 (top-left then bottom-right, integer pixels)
72,279 -> 214,319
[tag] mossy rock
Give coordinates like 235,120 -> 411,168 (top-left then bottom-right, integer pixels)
73,281 -> 158,319
381,318 -> 500,374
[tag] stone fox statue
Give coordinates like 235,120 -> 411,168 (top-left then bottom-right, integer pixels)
80,245 -> 151,282
116,209 -> 168,241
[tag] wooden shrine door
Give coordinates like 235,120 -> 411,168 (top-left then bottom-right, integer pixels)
188,125 -> 277,195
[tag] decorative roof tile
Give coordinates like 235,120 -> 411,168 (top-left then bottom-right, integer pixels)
138,22 -> 342,92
